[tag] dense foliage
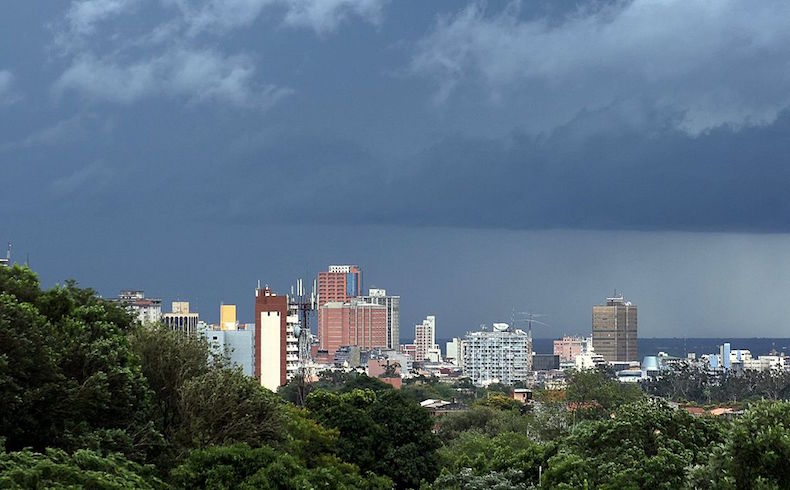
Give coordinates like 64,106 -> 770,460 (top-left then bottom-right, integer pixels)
643,364 -> 790,404
5,265 -> 790,489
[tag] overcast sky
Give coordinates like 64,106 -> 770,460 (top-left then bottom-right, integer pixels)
3,0 -> 790,339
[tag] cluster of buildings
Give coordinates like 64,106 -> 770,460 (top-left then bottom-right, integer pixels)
636,342 -> 790,381
32,245 -> 788,392
8,234 -> 790,394
110,278 -> 655,390
113,265 -> 413,391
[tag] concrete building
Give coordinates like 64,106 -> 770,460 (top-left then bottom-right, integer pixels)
0,242 -> 9,267
317,265 -> 362,307
368,358 -> 402,389
414,315 -> 439,363
116,290 -> 162,324
462,323 -> 532,386
255,286 -> 289,391
360,288 -> 400,350
721,342 -> 732,370
553,336 -> 590,362
203,327 -> 255,376
574,348 -> 608,370
446,338 -> 462,366
401,343 -> 416,361
592,294 -> 638,362
162,301 -> 199,334
316,264 -> 363,346
318,300 -> 388,357
220,304 -> 238,331
532,354 -> 560,371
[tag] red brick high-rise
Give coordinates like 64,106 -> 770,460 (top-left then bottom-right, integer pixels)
318,300 -> 387,357
317,265 -> 362,306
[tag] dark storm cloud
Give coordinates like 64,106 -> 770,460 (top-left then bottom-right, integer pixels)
3,0 -> 790,234
412,0 -> 790,135
4,0 -> 790,338
387,108 -> 790,232
190,105 -> 790,232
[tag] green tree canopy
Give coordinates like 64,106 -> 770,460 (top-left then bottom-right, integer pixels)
0,448 -> 165,489
170,444 -> 392,490
0,266 -> 159,461
306,388 -> 441,488
542,400 -> 723,489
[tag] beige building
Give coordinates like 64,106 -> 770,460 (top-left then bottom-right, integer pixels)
220,304 -> 237,330
162,301 -> 199,334
592,294 -> 638,362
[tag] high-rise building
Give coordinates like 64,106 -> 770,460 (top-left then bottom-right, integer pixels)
220,304 -> 238,331
317,265 -> 362,350
414,315 -> 440,362
285,299 -> 302,381
116,290 -> 162,324
162,301 -> 199,334
318,300 -> 387,357
720,342 -> 732,370
592,294 -> 638,362
317,265 -> 363,306
254,287 -> 289,391
360,288 -> 400,350
553,336 -> 590,362
462,323 -> 532,386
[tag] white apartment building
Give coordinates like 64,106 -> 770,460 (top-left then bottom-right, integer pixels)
285,300 -> 302,381
414,315 -> 439,362
446,337 -> 462,366
462,323 -> 532,386
116,290 -> 162,324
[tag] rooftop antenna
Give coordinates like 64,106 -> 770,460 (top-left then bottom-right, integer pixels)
513,310 -> 549,338
6,242 -> 10,263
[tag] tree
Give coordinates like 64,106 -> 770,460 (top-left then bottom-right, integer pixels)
436,430 -> 551,488
727,401 -> 790,488
130,324 -> 214,439
0,267 -> 160,461
474,394 -> 523,412
542,400 -> 723,489
0,448 -> 165,489
175,368 -> 284,451
170,444 -> 392,490
566,368 -> 644,420
306,388 -> 441,488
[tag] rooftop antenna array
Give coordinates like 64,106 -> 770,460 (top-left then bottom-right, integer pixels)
292,277 -> 317,367
512,309 -> 550,338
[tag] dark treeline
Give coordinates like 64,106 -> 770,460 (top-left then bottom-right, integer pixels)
643,364 -> 790,404
3,265 -> 790,489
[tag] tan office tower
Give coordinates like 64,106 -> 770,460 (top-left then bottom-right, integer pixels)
592,294 -> 638,362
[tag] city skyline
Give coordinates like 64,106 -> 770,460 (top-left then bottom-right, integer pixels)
7,232 -> 790,340
4,1 -> 790,338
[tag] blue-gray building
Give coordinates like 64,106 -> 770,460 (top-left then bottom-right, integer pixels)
721,342 -> 732,370
202,328 -> 255,377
